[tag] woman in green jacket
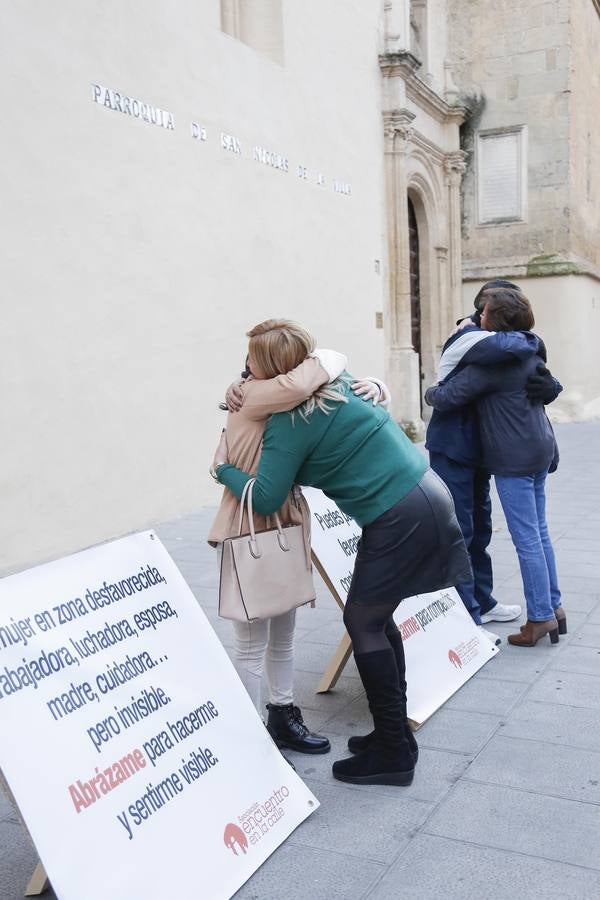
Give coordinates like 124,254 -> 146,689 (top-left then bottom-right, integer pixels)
213,319 -> 471,787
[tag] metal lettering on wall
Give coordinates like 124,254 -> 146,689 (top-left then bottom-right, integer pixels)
92,84 -> 174,130
91,82 -> 352,198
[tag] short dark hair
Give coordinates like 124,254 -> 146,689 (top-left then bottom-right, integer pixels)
474,279 -> 522,311
481,287 -> 535,331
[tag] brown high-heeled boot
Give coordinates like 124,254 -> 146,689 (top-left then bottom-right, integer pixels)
520,606 -> 567,636
554,607 -> 567,634
509,618 -> 559,647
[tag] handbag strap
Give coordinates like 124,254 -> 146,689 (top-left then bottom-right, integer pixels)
236,479 -> 289,557
246,481 -> 284,536
241,480 -> 288,558
237,479 -> 255,536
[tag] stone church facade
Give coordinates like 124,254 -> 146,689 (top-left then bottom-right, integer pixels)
384,0 -> 600,429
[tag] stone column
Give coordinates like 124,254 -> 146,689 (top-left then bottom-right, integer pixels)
434,244 -> 449,352
383,1 -> 411,53
444,151 -> 468,332
382,109 -> 424,437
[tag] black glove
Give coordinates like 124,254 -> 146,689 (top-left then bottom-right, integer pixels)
526,363 -> 560,404
455,311 -> 481,327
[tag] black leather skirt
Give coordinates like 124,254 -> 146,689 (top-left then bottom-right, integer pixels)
346,468 -> 472,605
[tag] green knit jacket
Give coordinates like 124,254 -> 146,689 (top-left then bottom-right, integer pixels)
218,378 -> 428,528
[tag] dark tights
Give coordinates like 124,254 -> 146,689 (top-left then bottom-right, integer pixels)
343,600 -> 407,695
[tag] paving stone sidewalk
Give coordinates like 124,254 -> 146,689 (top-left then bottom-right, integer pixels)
2,423 -> 600,899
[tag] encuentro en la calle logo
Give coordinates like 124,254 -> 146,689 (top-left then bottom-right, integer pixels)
224,785 -> 290,856
448,649 -> 463,669
223,823 -> 248,856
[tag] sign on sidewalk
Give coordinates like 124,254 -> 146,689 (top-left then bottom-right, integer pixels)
303,486 -> 498,724
0,532 -> 318,900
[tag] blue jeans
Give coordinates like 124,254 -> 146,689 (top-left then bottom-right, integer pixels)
495,471 -> 561,622
429,453 -> 496,625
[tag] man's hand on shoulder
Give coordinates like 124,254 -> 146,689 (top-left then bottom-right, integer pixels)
526,363 -> 562,405
451,317 -> 476,336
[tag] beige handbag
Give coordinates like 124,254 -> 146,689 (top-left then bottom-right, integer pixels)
218,479 -> 315,622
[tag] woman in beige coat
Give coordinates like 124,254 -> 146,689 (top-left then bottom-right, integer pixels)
209,321 -> 387,755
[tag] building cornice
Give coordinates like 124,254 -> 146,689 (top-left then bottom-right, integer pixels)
463,254 -> 600,282
379,50 -> 468,126
379,50 -> 421,79
406,77 -> 467,125
382,110 -> 468,178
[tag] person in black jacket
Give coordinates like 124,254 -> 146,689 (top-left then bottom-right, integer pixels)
425,287 -> 564,648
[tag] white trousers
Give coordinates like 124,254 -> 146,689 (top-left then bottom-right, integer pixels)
231,609 -> 296,712
217,539 -> 296,712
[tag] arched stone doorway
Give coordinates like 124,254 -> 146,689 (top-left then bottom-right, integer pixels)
407,196 -> 423,414
379,95 -> 465,436
407,184 -> 438,419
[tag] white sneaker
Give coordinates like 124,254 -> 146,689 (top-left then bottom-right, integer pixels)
478,625 -> 501,646
481,603 -> 522,624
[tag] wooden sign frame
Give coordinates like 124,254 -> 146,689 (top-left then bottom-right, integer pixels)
25,863 -> 48,896
310,552 -> 353,693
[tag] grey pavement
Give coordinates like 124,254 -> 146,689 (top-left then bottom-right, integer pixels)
2,423 -> 600,899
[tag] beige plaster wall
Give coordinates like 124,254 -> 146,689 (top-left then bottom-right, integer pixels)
0,0 -> 387,575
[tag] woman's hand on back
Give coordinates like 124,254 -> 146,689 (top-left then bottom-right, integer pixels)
224,378 -> 249,412
351,378 -> 390,407
351,379 -> 381,405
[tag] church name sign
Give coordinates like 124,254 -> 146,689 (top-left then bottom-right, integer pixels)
92,83 -> 352,197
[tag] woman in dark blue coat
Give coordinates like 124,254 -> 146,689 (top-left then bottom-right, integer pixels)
425,287 -> 564,647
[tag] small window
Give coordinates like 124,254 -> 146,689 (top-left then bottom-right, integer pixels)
221,0 -> 284,65
477,127 -> 527,225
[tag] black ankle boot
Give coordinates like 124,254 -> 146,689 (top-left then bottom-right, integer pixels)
347,728 -> 419,764
333,650 -> 415,786
266,704 -> 331,754
333,741 -> 414,786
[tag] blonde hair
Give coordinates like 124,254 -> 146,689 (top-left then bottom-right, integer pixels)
247,319 -> 349,419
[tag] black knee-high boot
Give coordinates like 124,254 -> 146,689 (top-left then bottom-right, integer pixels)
332,649 -> 415,786
347,629 -> 418,763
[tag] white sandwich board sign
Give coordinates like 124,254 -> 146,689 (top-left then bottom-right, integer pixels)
0,532 -> 318,900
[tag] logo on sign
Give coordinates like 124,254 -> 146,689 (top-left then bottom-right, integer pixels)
223,823 -> 248,856
448,649 -> 463,669
226,785 -> 290,856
